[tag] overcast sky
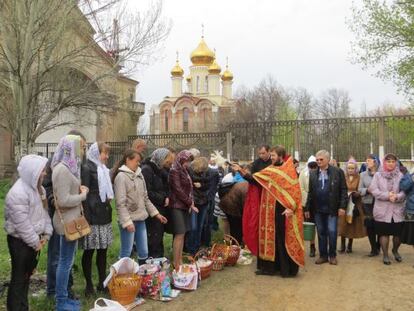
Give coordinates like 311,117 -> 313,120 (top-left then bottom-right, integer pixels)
131,0 -> 407,116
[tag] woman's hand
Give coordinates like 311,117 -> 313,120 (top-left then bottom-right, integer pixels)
389,192 -> 397,202
193,182 -> 201,188
189,204 -> 199,214
126,224 -> 135,233
80,185 -> 89,195
164,197 -> 169,207
156,214 -> 168,224
282,209 -> 293,217
304,211 -> 310,220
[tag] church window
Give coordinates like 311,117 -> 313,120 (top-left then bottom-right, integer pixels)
183,108 -> 189,132
164,110 -> 169,132
205,76 -> 208,92
196,76 -> 200,93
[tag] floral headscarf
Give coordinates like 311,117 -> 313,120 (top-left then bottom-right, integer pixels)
150,148 -> 170,168
87,142 -> 114,203
172,150 -> 193,171
52,135 -> 81,178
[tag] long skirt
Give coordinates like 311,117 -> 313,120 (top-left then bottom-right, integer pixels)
338,201 -> 367,239
256,203 -> 299,277
401,213 -> 414,245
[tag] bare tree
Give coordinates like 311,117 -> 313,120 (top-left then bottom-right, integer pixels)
288,87 -> 314,120
314,88 -> 351,119
0,0 -> 170,161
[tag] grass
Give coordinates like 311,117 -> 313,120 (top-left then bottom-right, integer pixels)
0,180 -> 224,310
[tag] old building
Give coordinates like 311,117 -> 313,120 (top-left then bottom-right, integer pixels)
150,36 -> 236,134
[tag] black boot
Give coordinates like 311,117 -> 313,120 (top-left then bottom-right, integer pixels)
309,244 -> 316,258
346,239 -> 353,253
338,238 -> 346,253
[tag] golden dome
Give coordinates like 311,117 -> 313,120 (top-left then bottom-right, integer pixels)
171,60 -> 184,77
186,75 -> 192,82
221,65 -> 233,81
208,59 -> 221,75
190,37 -> 215,66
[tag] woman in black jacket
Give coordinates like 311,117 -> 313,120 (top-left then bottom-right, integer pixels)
141,148 -> 174,258
80,142 -> 113,295
186,157 -> 210,255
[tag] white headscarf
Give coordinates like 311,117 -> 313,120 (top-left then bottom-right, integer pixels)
87,142 -> 114,203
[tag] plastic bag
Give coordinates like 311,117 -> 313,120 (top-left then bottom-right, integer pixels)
89,298 -> 127,311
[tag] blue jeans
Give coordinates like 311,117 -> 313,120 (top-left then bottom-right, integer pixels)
314,212 -> 338,258
186,204 -> 209,254
55,236 -> 78,309
119,221 -> 148,260
47,230 -> 73,296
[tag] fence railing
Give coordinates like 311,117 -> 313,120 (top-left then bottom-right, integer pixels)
33,115 -> 414,165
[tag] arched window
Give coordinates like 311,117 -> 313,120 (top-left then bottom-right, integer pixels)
183,108 -> 189,132
164,110 -> 169,132
205,76 -> 208,93
196,76 -> 200,93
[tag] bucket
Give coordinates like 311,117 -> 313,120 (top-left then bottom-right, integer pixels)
303,222 -> 316,241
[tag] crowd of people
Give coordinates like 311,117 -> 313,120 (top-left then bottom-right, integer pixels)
3,130 -> 414,310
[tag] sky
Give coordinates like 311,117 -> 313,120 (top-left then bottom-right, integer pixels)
130,0 -> 407,117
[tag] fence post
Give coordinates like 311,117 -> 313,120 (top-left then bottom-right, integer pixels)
294,121 -> 300,161
378,117 -> 385,159
226,132 -> 232,160
411,142 -> 414,161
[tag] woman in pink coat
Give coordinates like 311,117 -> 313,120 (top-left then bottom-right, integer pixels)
368,153 -> 405,265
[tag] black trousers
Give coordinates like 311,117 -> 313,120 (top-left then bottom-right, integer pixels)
146,206 -> 167,258
226,214 -> 243,246
7,235 -> 39,311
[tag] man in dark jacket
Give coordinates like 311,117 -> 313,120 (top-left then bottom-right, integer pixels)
305,150 -> 347,265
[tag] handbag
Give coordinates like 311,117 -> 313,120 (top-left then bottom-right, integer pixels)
54,195 -> 91,241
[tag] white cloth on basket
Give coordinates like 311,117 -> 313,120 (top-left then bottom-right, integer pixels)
103,257 -> 139,288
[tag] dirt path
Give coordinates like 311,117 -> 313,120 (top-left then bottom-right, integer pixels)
140,239 -> 414,311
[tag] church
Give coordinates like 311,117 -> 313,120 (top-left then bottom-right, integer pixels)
150,35 -> 237,134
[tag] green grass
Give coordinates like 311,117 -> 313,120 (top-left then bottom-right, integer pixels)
0,180 -> 224,310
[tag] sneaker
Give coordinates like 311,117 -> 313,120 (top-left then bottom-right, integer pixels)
329,257 -> 338,265
315,257 -> 329,265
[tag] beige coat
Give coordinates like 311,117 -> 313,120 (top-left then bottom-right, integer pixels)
114,165 -> 159,228
52,163 -> 87,235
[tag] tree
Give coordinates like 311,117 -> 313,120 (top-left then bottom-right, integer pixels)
314,88 -> 351,119
0,0 -> 170,161
349,0 -> 414,98
288,87 -> 314,120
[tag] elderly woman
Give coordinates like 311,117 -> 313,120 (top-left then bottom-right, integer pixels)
141,148 -> 174,258
168,150 -> 198,269
5,155 -> 52,311
80,142 -> 113,296
358,154 -> 380,256
338,159 -> 366,253
52,135 -> 89,311
369,153 -> 405,265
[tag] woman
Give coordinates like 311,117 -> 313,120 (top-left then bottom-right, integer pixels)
5,155 -> 52,311
399,168 -> 414,254
52,135 -> 89,311
168,150 -> 198,269
252,145 -> 304,277
358,154 -> 380,256
299,155 -> 318,257
186,157 -> 211,255
338,159 -> 366,253
80,142 -> 113,296
368,153 -> 405,265
113,149 -> 167,264
141,148 -> 174,258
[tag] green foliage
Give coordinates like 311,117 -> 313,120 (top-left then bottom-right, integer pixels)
349,0 -> 414,98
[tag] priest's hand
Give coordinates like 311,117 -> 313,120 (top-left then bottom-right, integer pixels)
304,211 -> 310,220
282,208 -> 293,217
338,209 -> 346,217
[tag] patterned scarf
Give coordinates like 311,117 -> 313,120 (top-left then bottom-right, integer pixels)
150,148 -> 170,169
52,135 -> 81,178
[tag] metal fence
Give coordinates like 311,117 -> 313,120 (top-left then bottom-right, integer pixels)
229,115 -> 414,162
33,115 -> 414,165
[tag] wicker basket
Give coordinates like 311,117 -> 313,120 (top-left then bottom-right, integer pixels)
225,234 -> 241,266
209,242 -> 229,271
194,249 -> 213,280
108,272 -> 142,306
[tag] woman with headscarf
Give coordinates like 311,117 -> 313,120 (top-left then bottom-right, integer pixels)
5,155 -> 52,311
52,135 -> 89,311
113,149 -> 167,264
79,142 -> 113,296
168,150 -> 198,269
338,159 -> 366,253
358,154 -> 381,256
141,148 -> 174,258
369,153 -> 405,265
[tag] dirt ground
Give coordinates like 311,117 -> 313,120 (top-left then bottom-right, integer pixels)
140,239 -> 414,311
